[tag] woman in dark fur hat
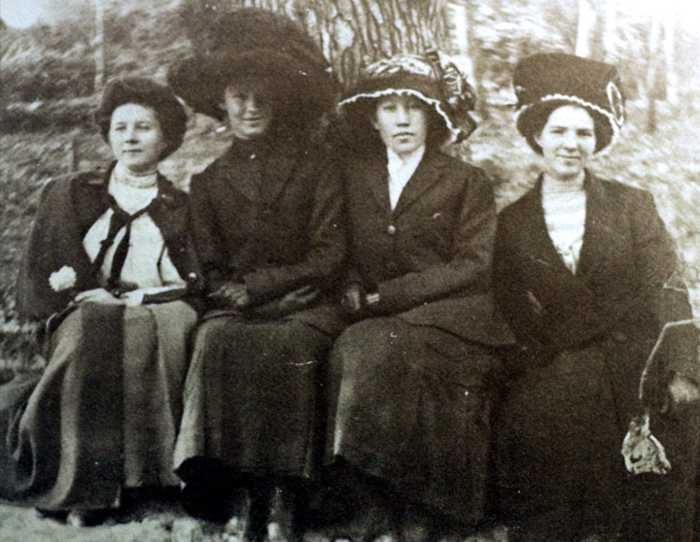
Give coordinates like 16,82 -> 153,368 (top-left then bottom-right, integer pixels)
322,52 -> 514,540
168,8 -> 343,542
0,76 -> 202,526
493,52 -> 699,541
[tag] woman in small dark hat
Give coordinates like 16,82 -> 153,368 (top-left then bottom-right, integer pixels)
493,52 -> 699,541
0,76 -> 202,525
322,52 -> 514,540
167,8 -> 344,542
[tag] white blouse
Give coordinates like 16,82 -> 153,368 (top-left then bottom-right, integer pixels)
386,145 -> 425,210
541,176 -> 587,274
82,165 -> 184,290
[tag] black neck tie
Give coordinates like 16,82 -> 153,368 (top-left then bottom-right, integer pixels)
90,195 -> 153,290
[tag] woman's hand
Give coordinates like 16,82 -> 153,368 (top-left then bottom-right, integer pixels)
74,288 -> 124,305
209,282 -> 251,308
341,283 -> 380,319
667,373 -> 700,406
278,285 -> 320,313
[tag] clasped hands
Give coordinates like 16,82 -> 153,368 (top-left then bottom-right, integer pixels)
664,372 -> 700,413
74,287 -> 143,307
209,281 -> 320,316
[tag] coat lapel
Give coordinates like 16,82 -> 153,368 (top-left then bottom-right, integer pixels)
576,173 -> 619,279
519,178 -> 574,276
392,150 -> 447,217
357,154 -> 391,213
259,146 -> 299,206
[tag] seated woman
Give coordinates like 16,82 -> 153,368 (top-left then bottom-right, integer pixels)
493,53 -> 699,541
0,77 -> 201,526
323,52 -> 514,540
166,8 -> 343,542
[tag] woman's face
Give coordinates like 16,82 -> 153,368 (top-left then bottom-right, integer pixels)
535,104 -> 596,181
222,79 -> 274,140
372,94 -> 429,158
109,103 -> 166,173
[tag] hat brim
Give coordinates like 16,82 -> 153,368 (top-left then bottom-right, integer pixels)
515,95 -> 619,154
169,49 -> 337,122
338,73 -> 476,145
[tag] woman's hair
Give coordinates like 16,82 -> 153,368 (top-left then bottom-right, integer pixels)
517,99 -> 613,154
95,77 -> 188,159
339,96 -> 449,157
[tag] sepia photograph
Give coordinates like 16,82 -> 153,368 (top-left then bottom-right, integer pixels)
1,0 -> 699,540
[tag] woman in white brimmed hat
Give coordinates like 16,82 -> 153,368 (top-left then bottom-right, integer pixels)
323,51 -> 514,540
493,52 -> 699,541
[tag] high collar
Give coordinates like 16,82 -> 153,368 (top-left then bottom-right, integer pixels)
225,135 -> 274,161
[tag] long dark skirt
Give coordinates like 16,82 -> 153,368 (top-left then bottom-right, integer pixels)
0,301 -> 197,511
495,346 -> 625,540
174,316 -> 333,481
325,316 -> 499,526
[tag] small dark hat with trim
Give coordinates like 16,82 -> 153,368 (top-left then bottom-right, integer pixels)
167,8 -> 337,129
338,50 -> 478,146
95,76 -> 187,159
513,52 -> 625,154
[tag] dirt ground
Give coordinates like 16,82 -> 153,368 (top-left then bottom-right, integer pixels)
0,500 -> 508,542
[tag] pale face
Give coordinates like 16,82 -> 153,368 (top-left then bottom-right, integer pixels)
109,103 -> 167,173
535,104 -> 596,182
222,79 -> 274,140
371,94 -> 429,158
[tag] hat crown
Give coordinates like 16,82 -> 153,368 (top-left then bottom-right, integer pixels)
513,52 -> 625,128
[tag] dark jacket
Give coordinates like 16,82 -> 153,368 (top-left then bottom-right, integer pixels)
493,172 -> 698,425
342,147 -> 514,346
16,163 -> 203,321
189,139 -> 346,334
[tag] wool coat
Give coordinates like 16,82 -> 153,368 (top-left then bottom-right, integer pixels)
174,138 -> 346,484
188,139 -> 346,333
325,148 -> 513,525
2,165 -> 202,510
342,147 -> 513,350
493,172 -> 699,540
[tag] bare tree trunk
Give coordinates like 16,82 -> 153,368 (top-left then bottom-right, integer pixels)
182,0 -> 449,85
662,16 -> 677,106
575,0 -> 596,56
602,0 -> 617,60
646,16 -> 661,134
94,0 -> 105,93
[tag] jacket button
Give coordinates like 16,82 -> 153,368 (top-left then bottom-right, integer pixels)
611,331 -> 628,343
386,261 -> 398,273
387,224 -> 397,235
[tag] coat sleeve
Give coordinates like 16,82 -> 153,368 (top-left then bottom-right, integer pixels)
242,157 -> 346,299
372,168 -> 495,314
16,177 -> 97,320
632,191 -> 699,382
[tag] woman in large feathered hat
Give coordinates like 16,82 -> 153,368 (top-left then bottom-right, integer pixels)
493,52 -> 699,541
168,9 -> 344,542
322,51 -> 514,540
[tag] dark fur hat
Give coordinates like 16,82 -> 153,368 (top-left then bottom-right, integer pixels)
168,8 -> 337,131
338,51 -> 477,149
95,76 -> 187,159
513,52 -> 625,154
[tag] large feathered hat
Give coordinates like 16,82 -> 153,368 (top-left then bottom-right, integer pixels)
513,52 -> 625,154
338,50 -> 478,147
168,8 -> 337,130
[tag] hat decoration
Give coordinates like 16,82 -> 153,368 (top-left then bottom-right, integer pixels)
513,52 -> 625,153
338,50 -> 478,144
168,8 -> 337,126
